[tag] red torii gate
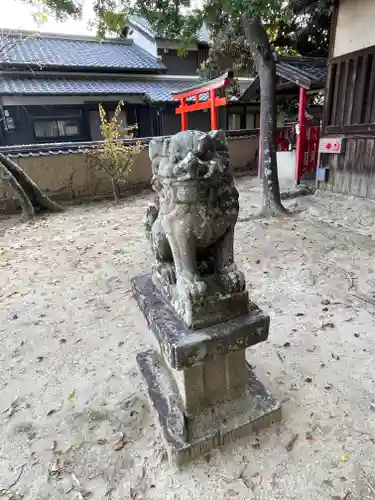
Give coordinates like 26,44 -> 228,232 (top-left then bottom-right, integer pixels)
172,71 -> 234,131
172,70 -> 320,185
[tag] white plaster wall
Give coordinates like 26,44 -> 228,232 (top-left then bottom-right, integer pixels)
130,30 -> 157,57
333,0 -> 375,57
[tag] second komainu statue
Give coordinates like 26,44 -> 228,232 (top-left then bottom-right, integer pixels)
145,129 -> 249,329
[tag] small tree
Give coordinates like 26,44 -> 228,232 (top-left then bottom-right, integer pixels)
87,101 -> 143,203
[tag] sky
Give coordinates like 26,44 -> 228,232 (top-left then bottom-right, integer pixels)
2,0 -> 94,35
2,0 -> 200,36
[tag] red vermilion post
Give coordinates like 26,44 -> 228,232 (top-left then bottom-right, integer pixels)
306,125 -> 313,170
210,88 -> 218,130
181,97 -> 187,131
295,87 -> 308,184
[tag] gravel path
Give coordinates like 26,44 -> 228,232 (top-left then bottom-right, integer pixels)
1,177 -> 375,500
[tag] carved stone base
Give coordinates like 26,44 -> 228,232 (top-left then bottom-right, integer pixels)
137,349 -> 281,466
131,274 -> 270,370
132,274 -> 281,465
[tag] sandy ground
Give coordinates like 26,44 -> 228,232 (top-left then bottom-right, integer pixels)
1,176 -> 375,500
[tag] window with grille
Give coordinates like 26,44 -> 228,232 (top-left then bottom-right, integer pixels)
33,118 -> 82,140
325,47 -> 375,132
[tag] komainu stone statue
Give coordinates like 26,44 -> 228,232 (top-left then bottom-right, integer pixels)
145,129 -> 248,328
132,129 -> 280,466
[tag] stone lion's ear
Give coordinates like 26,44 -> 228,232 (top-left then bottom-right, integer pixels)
149,137 -> 165,161
209,129 -> 227,148
162,138 -> 171,155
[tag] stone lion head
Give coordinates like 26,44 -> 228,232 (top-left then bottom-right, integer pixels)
149,129 -> 228,182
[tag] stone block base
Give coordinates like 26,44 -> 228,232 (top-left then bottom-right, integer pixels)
137,349 -> 281,467
131,274 -> 270,370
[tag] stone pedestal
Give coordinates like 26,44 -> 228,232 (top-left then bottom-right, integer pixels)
132,274 -> 281,466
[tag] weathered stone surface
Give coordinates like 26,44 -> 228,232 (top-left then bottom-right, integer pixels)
132,130 -> 281,465
153,273 -> 249,329
131,273 -> 269,370
137,349 -> 281,467
170,350 -> 247,416
144,129 -> 247,328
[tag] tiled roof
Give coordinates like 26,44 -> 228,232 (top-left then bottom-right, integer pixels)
0,34 -> 165,72
239,56 -> 327,101
0,130 -> 258,158
0,75 -> 197,102
278,56 -> 328,86
195,25 -> 211,44
129,16 -> 211,44
130,15 -> 156,38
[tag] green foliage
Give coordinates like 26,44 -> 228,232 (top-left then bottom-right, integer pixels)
198,49 -> 241,98
286,0 -> 335,57
177,47 -> 189,57
90,3 -> 130,39
87,101 -> 144,202
23,0 -> 81,20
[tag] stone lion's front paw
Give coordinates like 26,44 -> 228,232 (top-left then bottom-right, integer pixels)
177,273 -> 207,300
216,264 -> 245,293
174,274 -> 207,326
155,262 -> 176,285
191,277 -> 207,296
186,275 -> 207,298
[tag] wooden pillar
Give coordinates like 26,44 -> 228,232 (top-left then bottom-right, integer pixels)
295,87 -> 308,184
181,97 -> 187,131
149,104 -> 154,137
210,89 -> 218,130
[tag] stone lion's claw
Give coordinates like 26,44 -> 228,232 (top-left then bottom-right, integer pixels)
195,279 -> 207,295
216,264 -> 245,293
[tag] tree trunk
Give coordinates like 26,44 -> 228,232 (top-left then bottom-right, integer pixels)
0,160 -> 34,221
242,15 -> 287,216
0,153 -> 64,220
112,178 -> 120,203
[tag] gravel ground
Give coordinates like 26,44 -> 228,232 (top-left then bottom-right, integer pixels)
1,176 -> 375,500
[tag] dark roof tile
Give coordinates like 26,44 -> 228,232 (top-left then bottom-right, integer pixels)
0,75 -> 196,102
0,34 -> 165,71
129,16 -> 210,44
239,56 -> 327,101
279,56 -> 328,84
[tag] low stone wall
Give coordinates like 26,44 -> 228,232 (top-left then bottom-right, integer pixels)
15,148 -> 151,203
0,133 -> 259,213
